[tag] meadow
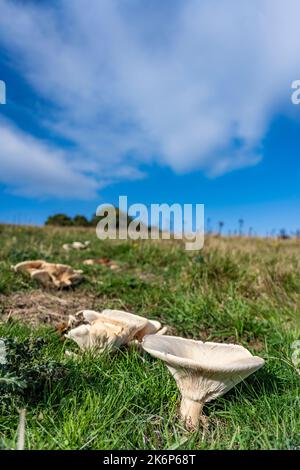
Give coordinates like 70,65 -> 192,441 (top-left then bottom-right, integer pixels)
0,224 -> 299,450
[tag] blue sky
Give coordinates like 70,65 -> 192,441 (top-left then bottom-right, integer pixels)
0,0 -> 300,235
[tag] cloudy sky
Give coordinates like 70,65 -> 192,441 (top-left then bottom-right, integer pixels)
0,0 -> 300,234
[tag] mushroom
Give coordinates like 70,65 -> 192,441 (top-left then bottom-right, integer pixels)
83,258 -> 121,271
65,324 -> 92,349
65,309 -> 166,352
142,335 -> 265,430
63,241 -> 90,251
13,260 -> 83,288
12,260 -> 45,273
83,258 -> 111,266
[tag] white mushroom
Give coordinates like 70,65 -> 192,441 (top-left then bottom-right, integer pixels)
12,260 -> 45,272
63,241 -> 90,250
62,244 -> 71,251
67,314 -> 77,328
134,319 -> 165,341
65,309 -> 165,352
82,259 -> 94,265
13,260 -> 83,288
82,258 -> 121,271
65,324 -> 92,349
142,335 -> 265,430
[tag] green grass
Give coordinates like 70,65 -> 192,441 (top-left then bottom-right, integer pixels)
0,224 -> 300,449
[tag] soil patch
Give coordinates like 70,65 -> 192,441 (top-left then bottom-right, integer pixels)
0,290 -> 97,327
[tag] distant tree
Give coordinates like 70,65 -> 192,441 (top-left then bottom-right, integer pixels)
73,215 -> 90,227
90,207 -> 133,229
238,218 -> 244,236
218,221 -> 224,235
45,213 -> 73,226
90,214 -> 100,227
248,227 -> 253,237
206,217 -> 211,234
278,228 -> 290,240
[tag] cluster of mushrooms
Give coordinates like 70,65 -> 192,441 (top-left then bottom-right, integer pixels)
12,260 -> 83,288
12,243 -> 265,431
66,308 -> 265,430
12,241 -> 105,288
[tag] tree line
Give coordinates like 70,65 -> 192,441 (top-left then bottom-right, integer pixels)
45,208 -> 133,228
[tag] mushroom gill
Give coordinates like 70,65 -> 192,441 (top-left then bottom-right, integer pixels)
142,335 -> 265,430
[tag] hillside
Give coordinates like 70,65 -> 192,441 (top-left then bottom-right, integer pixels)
0,224 -> 299,449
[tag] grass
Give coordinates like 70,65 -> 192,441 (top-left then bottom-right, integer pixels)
0,224 -> 299,449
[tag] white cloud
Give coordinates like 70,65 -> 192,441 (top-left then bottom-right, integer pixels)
0,0 -> 300,197
0,118 -> 98,198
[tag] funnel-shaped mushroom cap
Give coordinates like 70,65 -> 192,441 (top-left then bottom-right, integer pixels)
142,335 -> 264,429
134,319 -> 163,341
31,269 -> 53,286
100,309 -> 153,339
13,260 -> 45,273
65,322 -> 124,351
46,263 -> 83,287
66,309 -> 164,352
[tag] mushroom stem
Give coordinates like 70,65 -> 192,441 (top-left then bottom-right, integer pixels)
180,397 -> 204,429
